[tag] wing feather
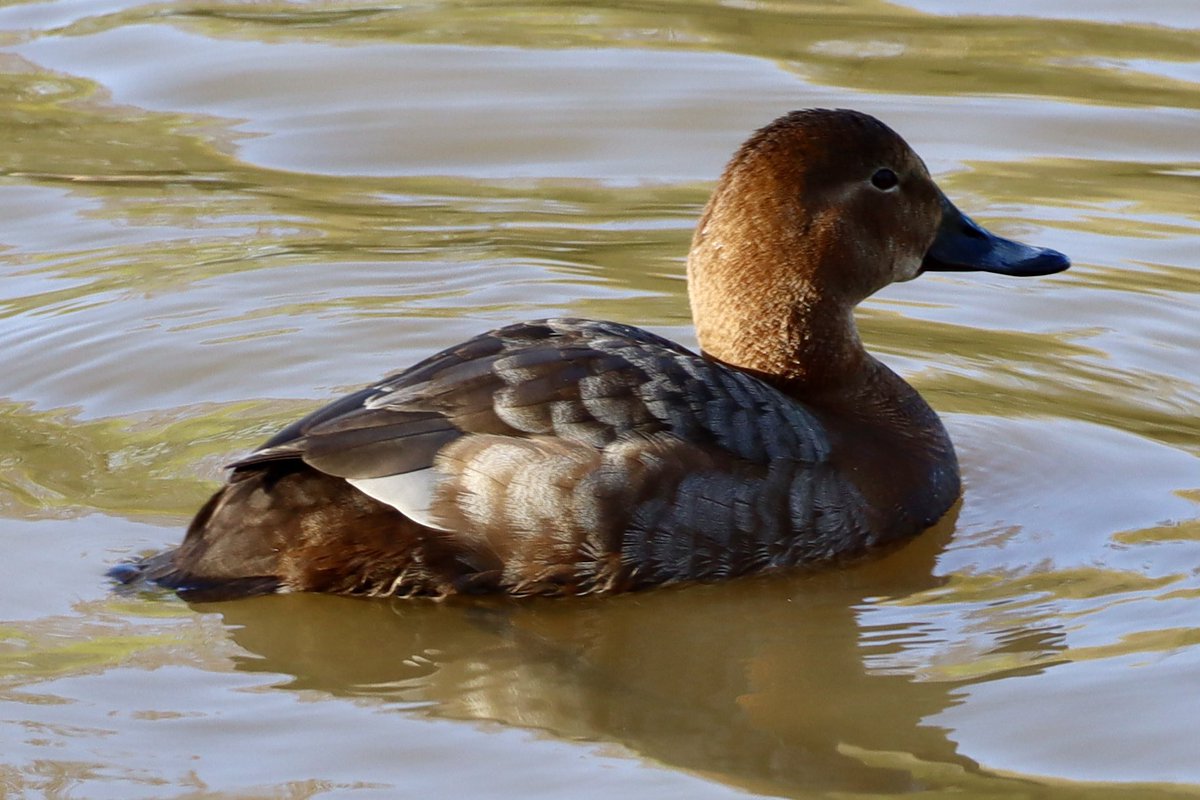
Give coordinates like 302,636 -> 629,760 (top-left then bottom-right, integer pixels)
226,318 -> 834,580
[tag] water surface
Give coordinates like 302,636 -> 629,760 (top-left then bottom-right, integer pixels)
2,0 -> 1199,797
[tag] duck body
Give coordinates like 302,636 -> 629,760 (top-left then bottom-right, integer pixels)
115,109 -> 1067,600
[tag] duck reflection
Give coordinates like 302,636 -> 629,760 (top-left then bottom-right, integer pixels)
202,506 -> 1064,795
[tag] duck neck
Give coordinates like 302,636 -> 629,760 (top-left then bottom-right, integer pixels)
691,269 -> 871,397
694,281 -> 939,425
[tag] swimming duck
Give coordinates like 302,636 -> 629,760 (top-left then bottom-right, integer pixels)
113,109 -> 1068,600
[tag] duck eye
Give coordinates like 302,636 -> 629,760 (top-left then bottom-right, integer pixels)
871,168 -> 899,191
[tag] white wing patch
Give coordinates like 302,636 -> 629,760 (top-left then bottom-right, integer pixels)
347,469 -> 452,532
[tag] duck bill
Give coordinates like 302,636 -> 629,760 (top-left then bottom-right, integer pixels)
922,193 -> 1069,277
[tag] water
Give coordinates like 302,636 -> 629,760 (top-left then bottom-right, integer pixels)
1,0 -> 1198,797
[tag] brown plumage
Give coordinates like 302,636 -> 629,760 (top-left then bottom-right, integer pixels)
111,109 -> 1068,600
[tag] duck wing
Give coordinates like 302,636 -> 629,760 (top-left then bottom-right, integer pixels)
235,317 -> 829,478
207,318 -> 850,595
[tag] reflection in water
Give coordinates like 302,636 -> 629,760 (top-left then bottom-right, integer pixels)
214,514 -> 998,795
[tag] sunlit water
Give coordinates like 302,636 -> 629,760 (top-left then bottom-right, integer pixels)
1,1 -> 1198,797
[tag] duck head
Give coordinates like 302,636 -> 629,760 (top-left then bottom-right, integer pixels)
687,109 -> 1068,389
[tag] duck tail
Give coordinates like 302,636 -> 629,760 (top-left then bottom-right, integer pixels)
106,551 -> 282,601
109,460 -> 468,601
107,480 -> 284,601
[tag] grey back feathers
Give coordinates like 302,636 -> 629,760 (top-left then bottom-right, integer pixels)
222,318 -> 866,594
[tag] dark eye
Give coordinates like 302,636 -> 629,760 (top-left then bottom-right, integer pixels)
871,168 -> 899,191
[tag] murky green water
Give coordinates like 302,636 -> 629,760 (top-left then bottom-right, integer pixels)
1,0 -> 1198,797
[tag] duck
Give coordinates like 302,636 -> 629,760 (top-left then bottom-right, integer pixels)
111,108 -> 1068,601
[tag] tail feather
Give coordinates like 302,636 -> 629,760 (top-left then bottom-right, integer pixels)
107,550 -> 281,601
110,460 -> 477,600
